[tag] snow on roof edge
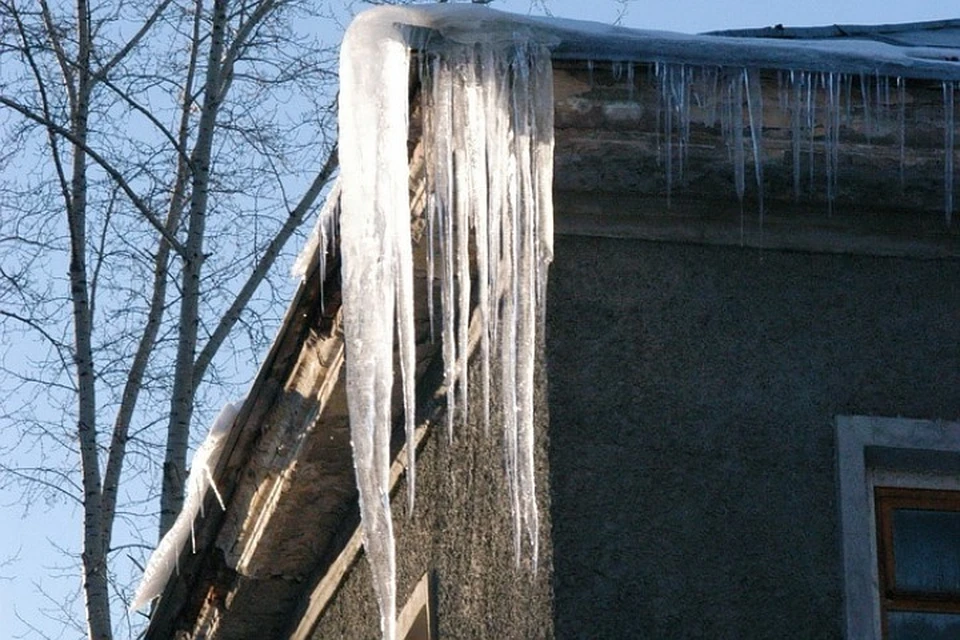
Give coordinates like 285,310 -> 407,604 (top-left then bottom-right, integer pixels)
365,5 -> 960,81
706,19 -> 960,41
537,18 -> 960,80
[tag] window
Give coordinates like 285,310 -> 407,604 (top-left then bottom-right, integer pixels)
875,487 -> 960,639
397,572 -> 435,640
836,416 -> 960,639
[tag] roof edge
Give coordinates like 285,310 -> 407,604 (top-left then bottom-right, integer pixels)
706,19 -> 960,41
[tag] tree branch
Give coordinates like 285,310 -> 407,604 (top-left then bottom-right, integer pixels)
0,464 -> 83,504
95,74 -> 192,166
37,0 -> 77,113
0,309 -> 74,375
159,0 -> 230,539
96,0 -> 174,79
99,0 -> 205,554
217,0 -> 278,101
193,145 -> 338,387
8,1 -> 74,213
0,95 -> 188,258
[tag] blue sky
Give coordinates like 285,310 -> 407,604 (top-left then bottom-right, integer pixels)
2,0 -> 957,638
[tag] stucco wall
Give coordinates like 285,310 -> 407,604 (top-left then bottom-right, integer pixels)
308,354 -> 554,639
546,236 -> 960,639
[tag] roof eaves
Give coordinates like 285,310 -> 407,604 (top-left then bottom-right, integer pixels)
704,18 -> 960,41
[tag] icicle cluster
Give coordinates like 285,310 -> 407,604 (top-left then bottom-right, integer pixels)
292,179 -> 340,280
654,64 -> 765,219
609,62 -> 958,224
419,37 -> 554,564
131,402 -> 239,611
338,7 -> 553,640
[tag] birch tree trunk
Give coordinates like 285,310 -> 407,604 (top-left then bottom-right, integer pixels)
65,1 -> 111,635
159,0 -> 229,540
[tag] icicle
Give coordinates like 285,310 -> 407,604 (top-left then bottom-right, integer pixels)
655,62 -> 664,170
501,157 -> 521,563
732,72 -> 745,206
424,56 -> 439,344
612,60 -> 623,82
844,74 -> 853,125
513,44 -> 535,566
658,63 -> 675,207
482,47 -> 507,389
426,190 -> 438,343
529,43 -> 553,571
704,66 -> 720,128
339,14 -> 412,638
860,73 -> 872,142
777,70 -> 787,112
945,81 -> 955,225
435,58 -> 458,442
824,72 -> 841,215
806,72 -> 815,194
883,75 -> 891,125
475,48 -> 494,437
791,70 -> 802,201
743,68 -> 764,227
452,48 -> 476,431
875,72 -> 884,135
678,65 -> 691,184
898,77 -> 906,191
292,180 -> 342,283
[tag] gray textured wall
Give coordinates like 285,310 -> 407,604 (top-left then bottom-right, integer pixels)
546,236 -> 960,639
309,354 -> 554,639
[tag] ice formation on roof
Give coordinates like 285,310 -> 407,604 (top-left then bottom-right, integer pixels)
297,8 -> 960,283
338,5 -> 553,640
328,6 -> 960,639
131,402 -> 239,611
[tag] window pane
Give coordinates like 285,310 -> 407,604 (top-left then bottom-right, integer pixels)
893,508 -> 960,593
888,611 -> 960,640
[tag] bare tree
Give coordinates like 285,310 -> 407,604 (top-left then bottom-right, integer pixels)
0,1 -> 340,637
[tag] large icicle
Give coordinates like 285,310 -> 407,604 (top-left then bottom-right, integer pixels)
339,7 -> 554,639
339,13 -> 410,640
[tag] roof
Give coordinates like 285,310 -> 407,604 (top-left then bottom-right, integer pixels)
707,19 -> 960,48
526,15 -> 960,79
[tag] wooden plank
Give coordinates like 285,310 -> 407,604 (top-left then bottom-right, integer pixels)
555,191 -> 960,258
288,422 -> 430,640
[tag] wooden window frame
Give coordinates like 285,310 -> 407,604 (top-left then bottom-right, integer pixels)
874,486 -> 960,637
836,416 -> 960,639
397,572 -> 435,640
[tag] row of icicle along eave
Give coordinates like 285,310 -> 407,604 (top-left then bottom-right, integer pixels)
330,12 -> 960,640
